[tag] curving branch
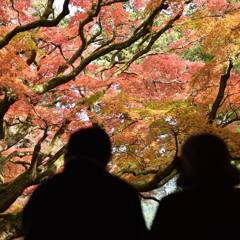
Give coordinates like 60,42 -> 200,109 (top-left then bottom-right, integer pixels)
114,8 -> 184,75
0,0 -> 70,49
118,127 -> 179,192
139,192 -> 161,203
32,0 -> 183,94
117,168 -> 159,177
57,1 -> 103,74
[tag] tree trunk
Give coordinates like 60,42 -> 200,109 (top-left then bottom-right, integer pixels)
0,172 -> 34,213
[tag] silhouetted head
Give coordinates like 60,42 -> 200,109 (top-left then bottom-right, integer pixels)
64,126 -> 112,169
177,133 -> 239,188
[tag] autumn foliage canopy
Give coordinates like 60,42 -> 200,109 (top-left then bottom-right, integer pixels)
0,0 -> 240,237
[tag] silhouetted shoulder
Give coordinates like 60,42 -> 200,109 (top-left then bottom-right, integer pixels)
22,173 -> 64,233
106,173 -> 138,193
151,188 -> 240,240
23,126 -> 148,240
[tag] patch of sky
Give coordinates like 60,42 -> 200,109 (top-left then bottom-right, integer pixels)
158,133 -> 168,140
76,109 -> 90,122
109,127 -> 115,135
54,0 -> 80,15
70,86 -> 80,95
112,145 -> 127,153
119,113 -> 125,123
165,116 -> 177,125
92,103 -> 101,113
159,147 -> 166,156
141,177 -> 177,229
56,102 -> 76,109
110,82 -> 121,90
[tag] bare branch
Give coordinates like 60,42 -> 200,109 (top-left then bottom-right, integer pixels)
102,0 -> 128,6
29,127 -> 48,173
10,0 -> 21,25
50,120 -> 71,146
115,8 -> 183,74
57,2 -> 103,74
134,129 -> 179,192
9,160 -> 31,170
33,0 -> 177,94
139,192 -> 161,203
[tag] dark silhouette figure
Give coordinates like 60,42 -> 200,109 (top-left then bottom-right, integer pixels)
23,126 -> 147,240
151,133 -> 240,240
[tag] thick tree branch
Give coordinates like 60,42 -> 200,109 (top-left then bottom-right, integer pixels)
0,0 -> 70,49
44,146 -> 66,168
134,160 -> 177,192
0,171 -> 35,212
9,159 -> 31,170
0,93 -> 16,140
102,0 -> 128,6
33,0 -> 175,94
117,168 -> 159,176
41,0 -> 55,20
115,8 -> 183,74
2,119 -> 33,152
208,60 -> 233,123
0,151 -> 31,167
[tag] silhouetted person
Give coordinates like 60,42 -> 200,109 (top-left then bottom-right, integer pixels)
151,133 -> 240,240
23,126 -> 147,240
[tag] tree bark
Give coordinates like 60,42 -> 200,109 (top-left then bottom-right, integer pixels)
0,94 -> 16,140
208,60 -> 233,123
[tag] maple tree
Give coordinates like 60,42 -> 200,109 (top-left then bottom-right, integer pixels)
0,0 -> 240,238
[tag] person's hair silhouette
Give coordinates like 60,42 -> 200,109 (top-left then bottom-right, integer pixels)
177,133 -> 239,188
23,126 -> 147,240
151,133 -> 240,240
64,125 -> 112,168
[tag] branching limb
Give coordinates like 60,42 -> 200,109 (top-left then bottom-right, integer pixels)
41,0 -> 55,20
114,8 -> 183,75
0,0 -> 70,49
57,1 -> 103,74
137,127 -> 179,192
9,160 -> 31,170
10,0 -> 21,25
33,0 -> 181,94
